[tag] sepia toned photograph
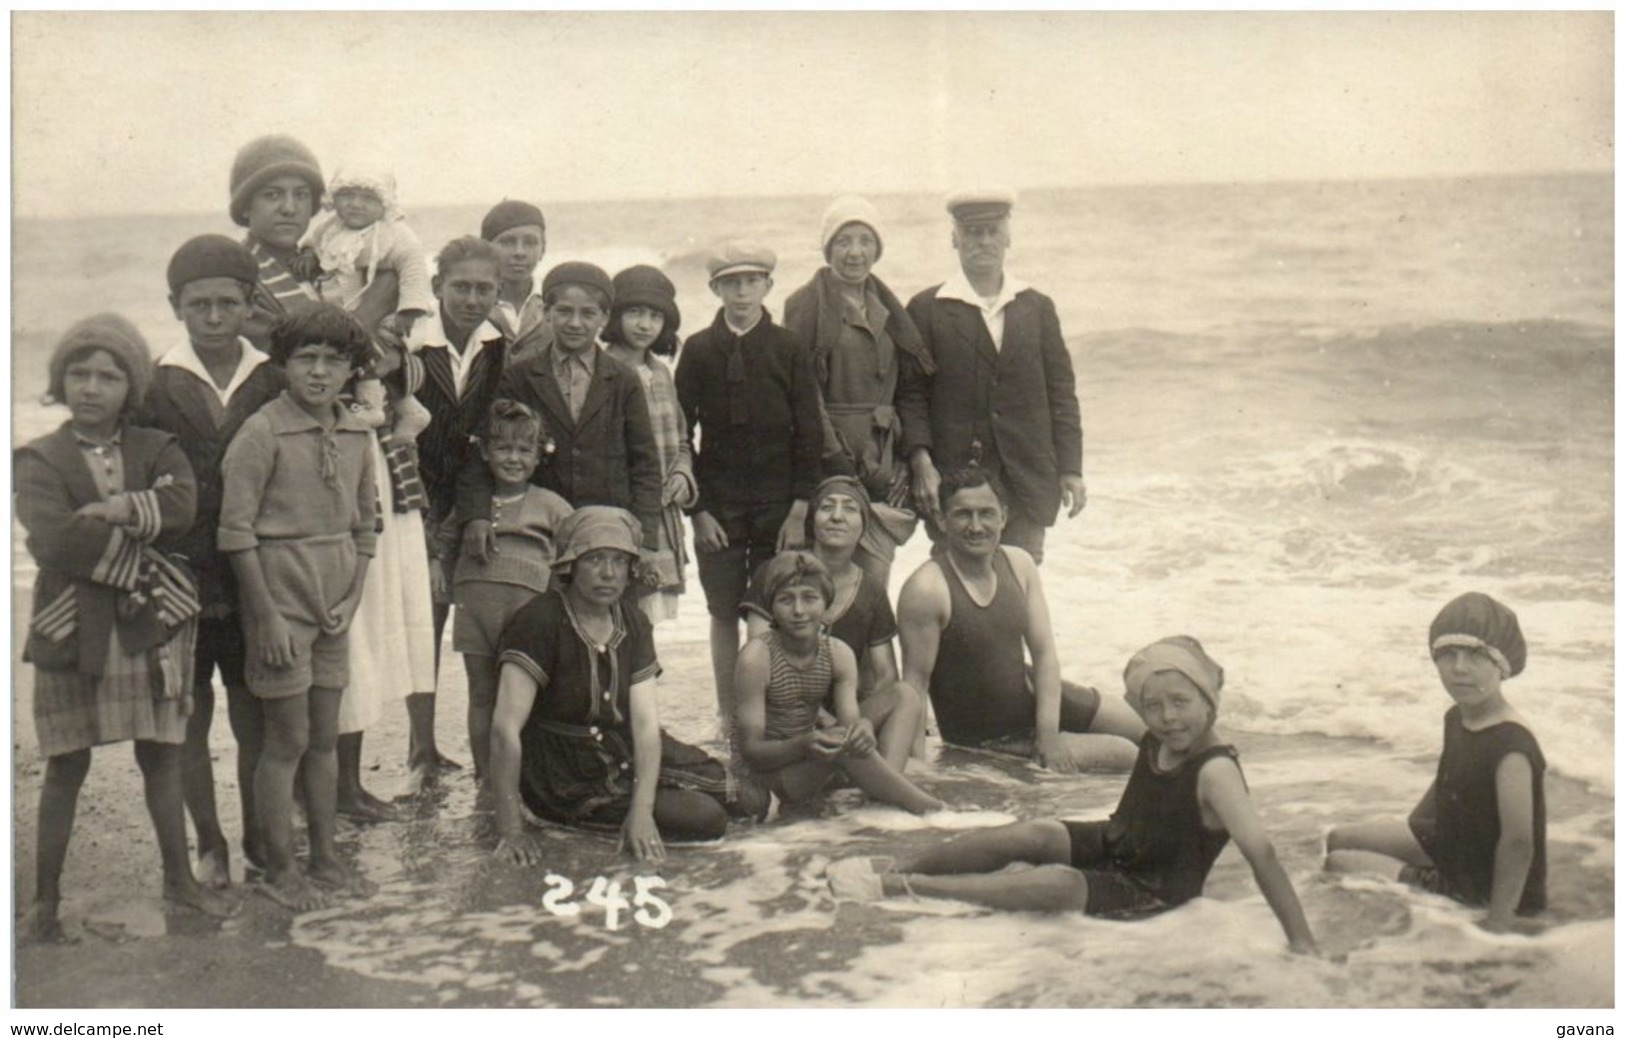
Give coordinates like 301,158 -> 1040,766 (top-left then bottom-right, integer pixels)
8,10 -> 1614,1015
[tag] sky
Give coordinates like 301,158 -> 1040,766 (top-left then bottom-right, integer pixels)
10,10 -> 1615,219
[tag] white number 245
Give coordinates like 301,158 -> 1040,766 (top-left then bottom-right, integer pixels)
541,874 -> 673,931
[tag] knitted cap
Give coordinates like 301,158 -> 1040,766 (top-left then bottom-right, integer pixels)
166,234 -> 258,296
481,199 -> 546,241
707,241 -> 777,280
1123,635 -> 1224,717
228,135 -> 325,227
945,186 -> 1017,224
553,506 -> 642,569
821,195 -> 884,261
327,163 -> 399,217
1430,592 -> 1526,678
541,261 -> 614,307
47,313 -> 153,410
610,265 -> 680,335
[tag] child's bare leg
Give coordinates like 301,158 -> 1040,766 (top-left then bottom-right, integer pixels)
1324,819 -> 1432,875
651,788 -> 729,842
464,654 -> 499,785
709,617 -> 741,734
256,693 -> 326,911
180,680 -> 231,887
862,680 -> 926,773
888,863 -> 1090,912
897,819 -> 1072,875
29,749 -> 92,942
840,751 -> 945,814
336,731 -> 399,822
303,686 -> 357,891
223,681 -> 266,871
134,739 -> 233,917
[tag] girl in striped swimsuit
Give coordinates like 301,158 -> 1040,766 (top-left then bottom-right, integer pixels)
734,552 -> 944,815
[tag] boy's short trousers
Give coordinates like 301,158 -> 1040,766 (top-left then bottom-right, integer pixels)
193,614 -> 248,690
947,680 -> 1104,755
696,502 -> 791,620
245,621 -> 349,700
454,581 -> 542,657
1062,820 -> 1172,918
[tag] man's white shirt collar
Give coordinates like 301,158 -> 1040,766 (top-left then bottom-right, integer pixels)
156,336 -> 268,406
937,268 -> 1031,314
410,309 -> 504,396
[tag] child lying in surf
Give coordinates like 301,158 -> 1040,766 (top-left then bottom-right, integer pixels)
1326,592 -> 1545,933
827,635 -> 1319,954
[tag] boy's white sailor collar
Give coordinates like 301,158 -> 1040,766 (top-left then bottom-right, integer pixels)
407,309 -> 504,353
937,268 -> 1032,315
264,390 -> 373,435
157,337 -> 269,404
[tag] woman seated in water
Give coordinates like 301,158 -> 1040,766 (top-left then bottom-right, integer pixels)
734,552 -> 945,816
488,507 -> 739,865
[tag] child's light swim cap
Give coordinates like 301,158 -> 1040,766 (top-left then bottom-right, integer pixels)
1123,635 -> 1224,716
1429,592 -> 1526,678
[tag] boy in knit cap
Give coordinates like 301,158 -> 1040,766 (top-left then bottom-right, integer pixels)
1327,592 -> 1546,933
480,199 -> 553,366
137,234 -> 272,883
828,636 -> 1320,954
675,242 -> 823,734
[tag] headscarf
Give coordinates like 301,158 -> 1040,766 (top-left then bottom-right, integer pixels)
805,474 -> 873,543
1123,635 -> 1225,717
1429,592 -> 1526,678
820,195 -> 884,262
759,551 -> 835,609
552,506 -> 641,570
46,313 -> 153,411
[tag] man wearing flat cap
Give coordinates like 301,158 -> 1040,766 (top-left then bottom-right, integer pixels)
898,188 -> 1085,564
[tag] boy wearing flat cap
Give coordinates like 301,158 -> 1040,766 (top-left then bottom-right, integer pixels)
898,188 -> 1085,564
138,234 -> 273,884
828,636 -> 1319,955
1327,592 -> 1546,933
480,199 -> 553,367
675,242 -> 823,734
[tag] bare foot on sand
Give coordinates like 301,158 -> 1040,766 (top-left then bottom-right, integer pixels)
338,788 -> 402,824
164,878 -> 238,919
402,759 -> 438,799
196,845 -> 232,889
21,902 -> 75,944
256,872 -> 331,913
434,750 -> 463,771
308,859 -> 379,899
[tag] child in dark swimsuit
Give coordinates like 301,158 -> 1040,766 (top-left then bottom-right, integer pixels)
828,636 -> 1319,955
1326,592 -> 1545,933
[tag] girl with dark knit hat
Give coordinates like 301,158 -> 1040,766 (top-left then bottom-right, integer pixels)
18,314 -> 233,941
1327,592 -> 1547,932
603,265 -> 696,624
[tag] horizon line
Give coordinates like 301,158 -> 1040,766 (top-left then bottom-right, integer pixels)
14,166 -> 1610,224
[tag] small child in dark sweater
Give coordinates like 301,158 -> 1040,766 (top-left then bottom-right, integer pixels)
1327,592 -> 1546,932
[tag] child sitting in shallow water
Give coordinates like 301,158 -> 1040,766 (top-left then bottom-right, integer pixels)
1326,592 -> 1546,932
734,552 -> 945,816
827,636 -> 1319,953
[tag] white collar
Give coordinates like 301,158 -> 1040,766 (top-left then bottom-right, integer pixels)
937,267 -> 1030,314
408,308 -> 503,354
156,336 -> 268,403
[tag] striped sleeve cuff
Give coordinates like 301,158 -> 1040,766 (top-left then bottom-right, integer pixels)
630,661 -> 662,686
498,649 -> 548,689
89,526 -> 143,590
122,490 -> 163,542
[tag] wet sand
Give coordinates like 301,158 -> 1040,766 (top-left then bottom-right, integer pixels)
11,634 -> 1614,1009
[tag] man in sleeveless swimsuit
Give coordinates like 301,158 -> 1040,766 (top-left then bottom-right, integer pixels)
896,466 -> 1143,772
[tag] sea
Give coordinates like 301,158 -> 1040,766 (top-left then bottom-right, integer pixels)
9,173 -> 1614,1009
